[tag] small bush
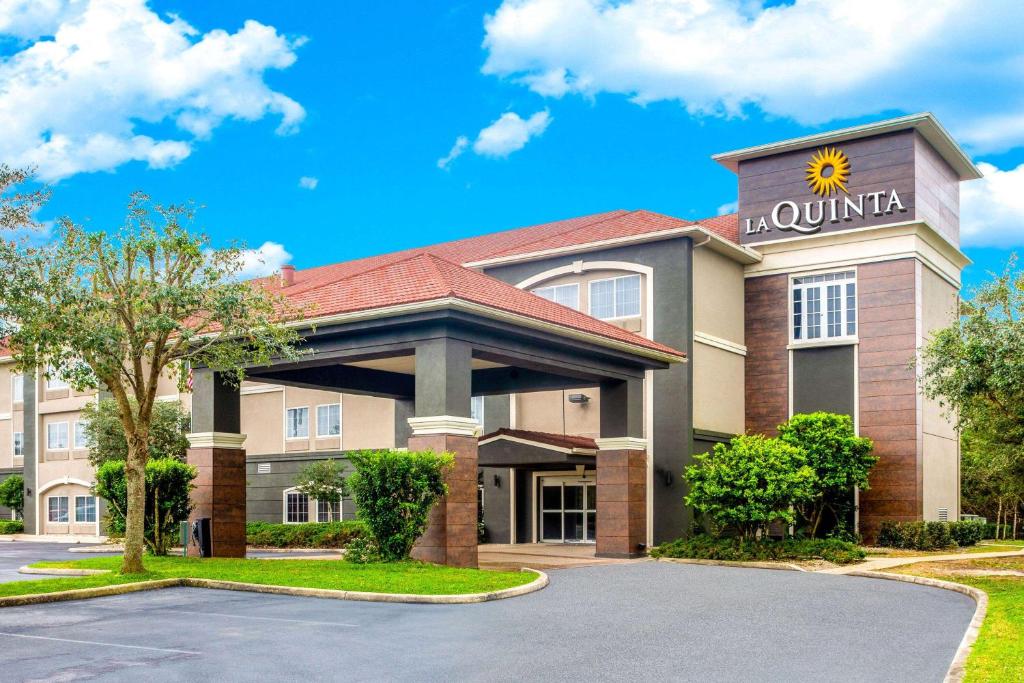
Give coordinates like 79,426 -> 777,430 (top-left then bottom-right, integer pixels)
982,523 -> 1013,540
348,449 -> 452,562
650,534 -> 865,565
950,520 -> 986,547
877,521 -> 957,550
245,521 -> 367,548
0,520 -> 24,534
0,475 -> 25,518
344,536 -> 381,564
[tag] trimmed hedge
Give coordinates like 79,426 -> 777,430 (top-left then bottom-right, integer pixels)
876,521 -> 956,550
245,521 -> 367,549
650,534 -> 866,565
950,520 -> 986,547
0,520 -> 24,535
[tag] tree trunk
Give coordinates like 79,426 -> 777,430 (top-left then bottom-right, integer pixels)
1014,504 -> 1019,541
996,498 -> 1004,541
121,435 -> 148,574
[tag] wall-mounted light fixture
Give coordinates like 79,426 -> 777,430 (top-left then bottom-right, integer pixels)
493,474 -> 501,488
567,393 -> 590,404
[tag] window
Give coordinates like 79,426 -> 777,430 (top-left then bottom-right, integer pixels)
285,491 -> 309,523
317,498 -> 342,522
589,274 -> 641,320
74,421 -> 88,449
471,395 -> 484,426
316,404 -> 341,437
286,407 -> 309,439
11,374 -> 23,403
75,496 -> 97,523
45,367 -> 69,390
48,496 -> 68,523
792,271 -> 857,342
532,283 -> 580,310
47,422 -> 69,450
13,432 -> 23,457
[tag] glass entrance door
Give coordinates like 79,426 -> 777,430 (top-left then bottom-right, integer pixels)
539,478 -> 596,543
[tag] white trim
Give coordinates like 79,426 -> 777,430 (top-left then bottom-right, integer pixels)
72,419 -> 88,450
241,384 -> 283,395
477,433 -> 597,456
530,282 -> 581,310
0,412 -> 10,421
589,273 -> 642,321
464,226 -> 760,269
530,470 -> 597,543
788,268 -> 859,346
595,436 -> 647,451
315,403 -> 342,439
10,373 -> 23,404
73,495 -> 97,524
407,415 -> 482,437
285,405 -> 310,440
694,332 -> 747,356
508,467 -> 517,545
46,494 -> 70,524
282,487 -> 310,524
37,477 -> 94,495
712,112 -> 981,180
186,432 -> 247,449
154,394 -> 180,403
45,421 -> 69,451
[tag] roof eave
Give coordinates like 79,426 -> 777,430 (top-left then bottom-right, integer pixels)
712,112 -> 982,181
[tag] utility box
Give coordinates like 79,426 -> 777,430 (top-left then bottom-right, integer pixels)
191,518 -> 212,558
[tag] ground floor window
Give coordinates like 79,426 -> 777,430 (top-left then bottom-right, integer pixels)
539,476 -> 596,543
75,496 -> 97,523
317,498 -> 342,522
285,490 -> 309,523
48,496 -> 69,523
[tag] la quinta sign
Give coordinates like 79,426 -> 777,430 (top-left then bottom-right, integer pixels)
744,146 -> 908,238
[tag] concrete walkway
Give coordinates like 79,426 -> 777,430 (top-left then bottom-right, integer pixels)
819,547 -> 1024,574
478,543 -> 638,571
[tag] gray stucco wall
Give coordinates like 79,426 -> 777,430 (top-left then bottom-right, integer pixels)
246,453 -> 357,523
479,467 -> 510,543
483,238 -> 695,544
792,345 -> 856,417
21,371 -> 36,534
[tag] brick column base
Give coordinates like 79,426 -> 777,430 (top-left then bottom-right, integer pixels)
186,444 -> 246,558
596,449 -> 647,558
408,433 -> 478,568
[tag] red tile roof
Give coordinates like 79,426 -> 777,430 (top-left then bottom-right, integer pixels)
281,251 -> 682,358
479,428 -> 597,451
696,213 -> 740,243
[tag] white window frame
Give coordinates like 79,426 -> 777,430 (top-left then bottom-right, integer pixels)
282,487 -> 310,524
11,374 -> 23,403
315,403 -> 342,438
285,406 -> 309,440
316,496 -> 344,523
74,495 -> 97,523
73,420 -> 88,449
588,274 -> 641,321
12,431 -> 23,457
46,422 -> 69,450
789,269 -> 858,346
45,366 -> 70,391
47,495 -> 69,523
532,282 -> 580,310
471,395 -> 484,426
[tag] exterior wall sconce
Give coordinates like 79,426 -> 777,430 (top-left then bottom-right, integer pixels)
567,393 -> 590,404
493,474 -> 501,488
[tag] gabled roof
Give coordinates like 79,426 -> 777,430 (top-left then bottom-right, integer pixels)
280,251 -> 684,361
479,428 -> 597,454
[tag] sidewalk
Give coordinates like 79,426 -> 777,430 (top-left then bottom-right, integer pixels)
819,547 -> 1024,575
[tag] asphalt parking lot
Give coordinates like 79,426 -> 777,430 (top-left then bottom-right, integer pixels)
0,540 -> 120,583
0,550 -> 974,682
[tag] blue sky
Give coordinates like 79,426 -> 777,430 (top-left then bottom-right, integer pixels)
3,1 -> 1023,293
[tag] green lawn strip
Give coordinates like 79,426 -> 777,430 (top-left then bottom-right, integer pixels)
0,572 -> 159,598
895,560 -> 1023,683
22,556 -> 533,597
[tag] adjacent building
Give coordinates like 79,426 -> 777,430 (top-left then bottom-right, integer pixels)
0,113 -> 977,545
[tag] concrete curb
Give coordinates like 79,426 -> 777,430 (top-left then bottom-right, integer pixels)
67,546 -> 124,554
5,567 -> 548,607
846,570 -> 987,683
656,557 -> 801,571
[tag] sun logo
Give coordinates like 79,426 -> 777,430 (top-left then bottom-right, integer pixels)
805,147 -> 851,197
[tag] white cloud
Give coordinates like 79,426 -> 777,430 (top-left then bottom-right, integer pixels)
473,110 -> 551,157
482,0 -> 1024,153
437,136 -> 469,170
716,201 -> 737,216
236,241 -> 292,280
298,176 -> 319,190
0,0 -> 305,181
960,162 -> 1024,248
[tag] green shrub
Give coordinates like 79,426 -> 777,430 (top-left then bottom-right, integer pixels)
650,534 -> 865,565
950,520 -> 986,547
685,434 -> 816,538
343,536 -> 381,564
982,523 -> 1013,540
347,449 -> 453,562
0,520 -> 24,534
0,474 -> 25,518
877,520 -> 957,550
94,458 -> 196,556
245,521 -> 367,548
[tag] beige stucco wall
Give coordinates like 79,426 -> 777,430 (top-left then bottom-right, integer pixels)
341,394 -> 395,450
241,387 -> 284,456
920,264 -> 960,520
693,247 -> 745,344
692,343 -> 745,435
0,364 -> 13,469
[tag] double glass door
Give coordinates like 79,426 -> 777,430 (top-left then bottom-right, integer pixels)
540,477 -> 596,543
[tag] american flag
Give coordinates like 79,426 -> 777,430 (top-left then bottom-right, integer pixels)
184,362 -> 193,392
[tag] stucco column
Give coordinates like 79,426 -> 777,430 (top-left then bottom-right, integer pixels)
596,378 -> 647,558
186,370 -> 246,558
408,338 -> 479,568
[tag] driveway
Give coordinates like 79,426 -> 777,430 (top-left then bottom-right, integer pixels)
0,541 -> 120,583
0,559 -> 973,682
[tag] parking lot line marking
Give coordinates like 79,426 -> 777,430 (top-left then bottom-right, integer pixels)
163,608 -> 359,627
0,631 -> 200,655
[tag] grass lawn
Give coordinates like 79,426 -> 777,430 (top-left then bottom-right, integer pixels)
865,544 -> 1024,558
0,556 -> 534,600
897,557 -> 1024,682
